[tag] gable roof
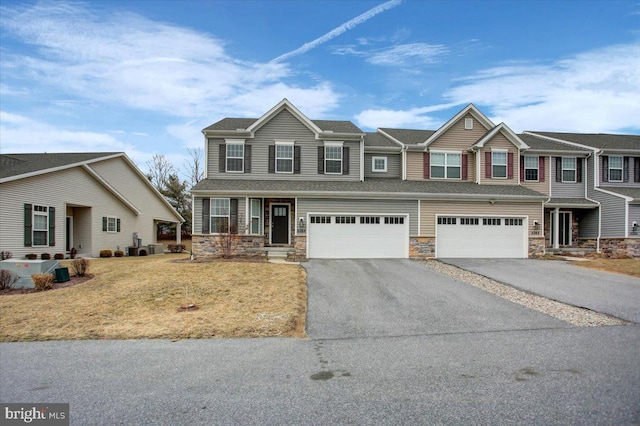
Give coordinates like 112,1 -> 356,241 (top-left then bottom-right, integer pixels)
518,133 -> 592,153
423,104 -> 495,146
527,132 -> 640,152
378,128 -> 436,146
0,152 -> 122,180
471,123 -> 529,150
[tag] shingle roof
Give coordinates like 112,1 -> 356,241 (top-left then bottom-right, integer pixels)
203,118 -> 362,134
546,198 -> 599,207
519,133 -> 591,152
0,153 -> 120,180
529,132 -> 640,151
191,178 -> 546,199
600,187 -> 640,201
379,128 -> 436,145
364,132 -> 401,148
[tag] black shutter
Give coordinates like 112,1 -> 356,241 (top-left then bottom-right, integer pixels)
623,156 -> 629,182
202,198 -> 210,234
244,145 -> 251,173
294,146 -> 301,174
602,156 -> 609,182
48,207 -> 55,246
24,204 -> 32,247
343,147 -> 350,175
219,144 -> 226,173
268,145 -> 275,173
635,158 -> 640,183
576,158 -> 582,183
555,157 -> 562,182
318,146 -> 324,174
116,218 -> 121,233
230,199 -> 238,233
102,216 -> 108,232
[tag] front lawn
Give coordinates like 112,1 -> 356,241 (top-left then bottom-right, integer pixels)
572,259 -> 640,278
0,254 -> 306,342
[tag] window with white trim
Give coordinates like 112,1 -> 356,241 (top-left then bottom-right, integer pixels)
492,151 -> 507,178
608,156 -> 623,182
210,198 -> 230,233
562,157 -> 576,182
226,144 -> 244,172
106,217 -> 118,233
33,205 -> 49,246
250,199 -> 262,235
372,156 -> 387,172
431,152 -> 461,179
524,156 -> 539,181
275,143 -> 294,173
325,146 -> 342,174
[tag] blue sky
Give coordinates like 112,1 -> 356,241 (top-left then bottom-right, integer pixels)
1,0 -> 639,178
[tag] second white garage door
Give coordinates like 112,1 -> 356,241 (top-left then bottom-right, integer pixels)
436,216 -> 527,258
307,214 -> 409,259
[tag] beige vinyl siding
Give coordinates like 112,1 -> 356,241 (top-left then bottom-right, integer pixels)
428,113 -> 491,151
364,153 -> 401,178
420,200 -> 542,236
0,167 -> 141,258
207,110 -> 361,181
479,133 -> 520,185
521,155 -> 550,195
406,152 -> 424,180
297,198 -> 419,235
193,197 -> 247,235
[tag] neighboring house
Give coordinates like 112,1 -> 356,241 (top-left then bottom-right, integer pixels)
0,152 -> 184,258
191,99 -> 547,260
521,132 -> 640,256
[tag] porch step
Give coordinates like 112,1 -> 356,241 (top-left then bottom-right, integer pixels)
547,247 -> 596,257
265,247 -> 295,260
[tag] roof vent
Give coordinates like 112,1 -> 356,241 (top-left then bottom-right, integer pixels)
324,130 -> 333,133
464,118 -> 473,130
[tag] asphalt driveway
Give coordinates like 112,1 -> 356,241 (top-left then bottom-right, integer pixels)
443,259 -> 640,323
303,259 -> 567,339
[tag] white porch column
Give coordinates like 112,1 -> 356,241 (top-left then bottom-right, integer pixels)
553,207 -> 560,249
176,222 -> 182,244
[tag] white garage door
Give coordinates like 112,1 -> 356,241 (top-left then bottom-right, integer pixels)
307,214 -> 409,259
436,216 -> 527,258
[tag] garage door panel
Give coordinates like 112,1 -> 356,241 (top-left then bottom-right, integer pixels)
436,217 -> 527,258
308,215 -> 408,259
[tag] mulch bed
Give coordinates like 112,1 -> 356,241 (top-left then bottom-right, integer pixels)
0,274 -> 94,296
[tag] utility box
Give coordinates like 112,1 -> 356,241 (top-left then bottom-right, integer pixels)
0,259 -> 60,288
54,267 -> 70,283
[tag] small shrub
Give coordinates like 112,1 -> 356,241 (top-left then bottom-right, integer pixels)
0,269 -> 19,290
70,247 -> 77,259
99,250 -> 113,258
32,273 -> 54,291
114,250 -> 124,257
139,249 -> 148,256
1,251 -> 12,260
41,253 -> 51,260
168,244 -> 185,253
71,258 -> 89,277
25,253 -> 38,260
54,253 -> 65,260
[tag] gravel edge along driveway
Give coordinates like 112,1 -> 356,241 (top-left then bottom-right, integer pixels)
420,260 -> 630,327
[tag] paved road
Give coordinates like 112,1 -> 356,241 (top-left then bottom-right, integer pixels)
443,259 -> 640,323
304,259 -> 567,339
2,326 -> 639,425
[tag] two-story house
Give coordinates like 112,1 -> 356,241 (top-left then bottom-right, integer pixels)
191,100 -> 553,260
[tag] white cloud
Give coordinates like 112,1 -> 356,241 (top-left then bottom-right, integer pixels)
354,103 -> 456,130
0,2 -> 341,121
333,42 -> 447,67
445,42 -> 640,133
271,0 -> 403,63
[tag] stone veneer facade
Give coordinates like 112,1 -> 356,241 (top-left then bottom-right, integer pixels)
191,234 -> 266,260
599,238 -> 640,258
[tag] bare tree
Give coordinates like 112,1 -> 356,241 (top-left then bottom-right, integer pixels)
184,147 -> 204,186
146,153 -> 175,192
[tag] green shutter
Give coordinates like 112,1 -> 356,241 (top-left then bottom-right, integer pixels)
48,206 -> 55,246
24,204 -> 32,247
102,217 -> 107,232
117,218 -> 121,232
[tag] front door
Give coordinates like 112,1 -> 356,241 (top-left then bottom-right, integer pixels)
271,205 -> 289,244
550,211 -> 572,246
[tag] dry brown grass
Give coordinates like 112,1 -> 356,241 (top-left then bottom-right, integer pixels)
572,259 -> 640,278
0,254 -> 307,342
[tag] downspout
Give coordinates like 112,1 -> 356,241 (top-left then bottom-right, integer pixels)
203,132 -> 209,178
402,147 -> 407,180
593,150 -> 602,253
360,135 -> 365,182
475,148 -> 481,184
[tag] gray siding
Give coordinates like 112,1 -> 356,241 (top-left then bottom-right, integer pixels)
550,157 -> 586,198
297,198 -> 419,235
578,208 -> 599,238
193,197 -> 246,235
364,153 -> 401,179
207,110 -> 361,181
629,205 -> 640,235
586,157 -> 627,237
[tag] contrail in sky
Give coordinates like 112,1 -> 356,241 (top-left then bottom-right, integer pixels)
270,0 -> 403,63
